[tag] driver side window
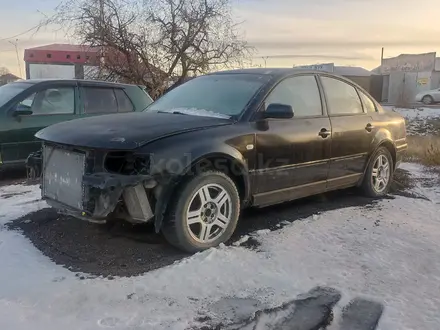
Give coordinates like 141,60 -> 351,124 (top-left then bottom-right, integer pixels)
265,75 -> 323,117
16,87 -> 75,115
16,94 -> 36,111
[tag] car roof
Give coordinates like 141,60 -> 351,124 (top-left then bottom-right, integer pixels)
209,67 -> 345,79
12,78 -> 139,88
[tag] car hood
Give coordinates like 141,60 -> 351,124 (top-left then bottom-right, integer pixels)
36,111 -> 232,150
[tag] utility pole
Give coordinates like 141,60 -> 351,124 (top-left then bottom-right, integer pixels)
8,39 -> 22,78
380,47 -> 384,68
262,56 -> 269,68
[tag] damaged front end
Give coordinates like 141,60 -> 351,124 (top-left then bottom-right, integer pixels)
39,143 -> 161,226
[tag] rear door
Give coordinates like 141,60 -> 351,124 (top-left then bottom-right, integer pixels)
78,85 -> 136,115
2,82 -> 79,164
318,75 -> 375,189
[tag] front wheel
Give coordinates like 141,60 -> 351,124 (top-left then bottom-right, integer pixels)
162,171 -> 240,253
361,147 -> 394,197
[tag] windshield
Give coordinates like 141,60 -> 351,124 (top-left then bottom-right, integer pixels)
146,74 -> 269,118
0,82 -> 29,108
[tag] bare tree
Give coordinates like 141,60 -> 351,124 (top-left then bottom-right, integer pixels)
48,0 -> 253,98
0,67 -> 10,76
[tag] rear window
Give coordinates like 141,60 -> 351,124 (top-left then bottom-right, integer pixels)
83,87 -> 118,114
0,82 -> 29,108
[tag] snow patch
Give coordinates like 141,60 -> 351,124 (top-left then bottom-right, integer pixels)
382,106 -> 440,135
0,184 -> 47,225
383,106 -> 440,120
159,107 -> 232,119
233,235 -> 250,246
255,229 -> 271,236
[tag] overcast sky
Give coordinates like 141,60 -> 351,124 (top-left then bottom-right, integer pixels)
1,0 -> 440,77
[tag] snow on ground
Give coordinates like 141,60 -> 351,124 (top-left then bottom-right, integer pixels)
383,106 -> 440,135
0,184 -> 47,225
0,164 -> 440,330
384,106 -> 440,121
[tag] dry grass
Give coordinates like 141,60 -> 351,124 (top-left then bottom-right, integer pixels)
404,135 -> 440,166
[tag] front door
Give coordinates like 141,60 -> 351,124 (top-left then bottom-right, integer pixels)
319,75 -> 375,189
2,83 -> 78,164
252,74 -> 331,206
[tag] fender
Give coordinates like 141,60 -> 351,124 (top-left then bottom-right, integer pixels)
150,143 -> 251,233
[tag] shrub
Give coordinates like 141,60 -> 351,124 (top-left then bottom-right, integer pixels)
404,136 -> 440,166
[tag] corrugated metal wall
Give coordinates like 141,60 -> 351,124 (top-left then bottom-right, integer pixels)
387,71 -> 433,104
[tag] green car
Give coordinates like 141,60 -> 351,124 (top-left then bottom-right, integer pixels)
0,79 -> 153,170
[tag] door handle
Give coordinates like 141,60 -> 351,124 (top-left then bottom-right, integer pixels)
365,123 -> 375,132
318,128 -> 331,138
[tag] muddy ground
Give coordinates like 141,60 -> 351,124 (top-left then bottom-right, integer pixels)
5,168 -> 421,278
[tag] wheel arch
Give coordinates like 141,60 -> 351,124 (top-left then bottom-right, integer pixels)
422,94 -> 434,103
153,148 -> 250,233
377,140 -> 397,168
360,138 -> 397,185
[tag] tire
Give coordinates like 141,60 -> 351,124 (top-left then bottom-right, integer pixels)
162,171 -> 241,253
361,146 -> 394,198
422,95 -> 434,105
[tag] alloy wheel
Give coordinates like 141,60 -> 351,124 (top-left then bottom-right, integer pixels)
371,154 -> 390,193
186,183 -> 232,243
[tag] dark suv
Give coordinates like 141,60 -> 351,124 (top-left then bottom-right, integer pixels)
0,79 -> 153,169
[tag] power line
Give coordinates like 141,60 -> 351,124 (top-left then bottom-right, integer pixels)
0,23 -> 43,42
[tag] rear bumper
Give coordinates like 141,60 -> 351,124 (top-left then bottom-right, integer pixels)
395,143 -> 408,168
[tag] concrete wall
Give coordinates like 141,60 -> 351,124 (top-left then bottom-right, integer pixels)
387,71 -> 432,104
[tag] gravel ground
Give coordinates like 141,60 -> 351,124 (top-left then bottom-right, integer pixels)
6,168 -> 414,278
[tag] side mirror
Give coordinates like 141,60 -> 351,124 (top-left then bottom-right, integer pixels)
13,104 -> 33,117
263,103 -> 294,119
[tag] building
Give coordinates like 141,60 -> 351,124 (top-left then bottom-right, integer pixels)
24,44 -> 102,80
23,44 -> 169,91
374,52 -> 439,104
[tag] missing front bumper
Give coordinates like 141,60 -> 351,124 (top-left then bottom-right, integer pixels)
35,143 -> 158,224
44,172 -> 157,224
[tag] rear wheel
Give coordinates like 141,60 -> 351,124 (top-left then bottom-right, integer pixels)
162,171 -> 240,253
361,147 -> 393,197
422,95 -> 434,105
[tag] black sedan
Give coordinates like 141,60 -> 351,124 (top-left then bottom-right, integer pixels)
31,68 -> 407,253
